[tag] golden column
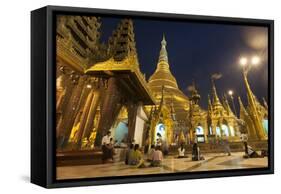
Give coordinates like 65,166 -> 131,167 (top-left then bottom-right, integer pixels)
238,96 -> 258,140
75,90 -> 94,147
239,56 -> 267,140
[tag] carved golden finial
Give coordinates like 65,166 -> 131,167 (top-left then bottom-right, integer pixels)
189,81 -> 200,104
161,34 -> 167,47
158,34 -> 169,63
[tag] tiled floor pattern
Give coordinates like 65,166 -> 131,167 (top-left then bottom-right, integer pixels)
56,152 -> 268,180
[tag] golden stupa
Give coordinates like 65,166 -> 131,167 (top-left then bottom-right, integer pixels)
148,35 -> 189,120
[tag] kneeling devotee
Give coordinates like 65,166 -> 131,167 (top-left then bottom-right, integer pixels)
243,145 -> 265,158
151,146 -> 163,167
130,144 -> 145,168
147,144 -> 155,162
101,131 -> 114,163
177,143 -> 188,158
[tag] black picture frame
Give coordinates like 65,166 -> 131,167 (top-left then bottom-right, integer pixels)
31,5 -> 274,188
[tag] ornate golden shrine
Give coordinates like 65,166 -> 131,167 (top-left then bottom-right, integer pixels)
206,79 -> 240,141
147,86 -> 175,145
56,17 -> 155,151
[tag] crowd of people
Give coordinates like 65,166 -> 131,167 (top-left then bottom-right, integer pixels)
100,130 -> 266,167
124,144 -> 164,168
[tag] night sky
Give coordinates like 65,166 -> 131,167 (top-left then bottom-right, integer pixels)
99,16 -> 268,111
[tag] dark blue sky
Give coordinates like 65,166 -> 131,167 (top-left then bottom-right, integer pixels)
99,16 -> 268,110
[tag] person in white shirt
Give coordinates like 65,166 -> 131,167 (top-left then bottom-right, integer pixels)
177,143 -> 187,158
101,131 -> 113,163
101,132 -> 111,145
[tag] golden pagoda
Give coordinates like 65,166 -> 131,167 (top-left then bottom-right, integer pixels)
148,35 -> 189,121
207,78 -> 240,141
146,35 -> 189,145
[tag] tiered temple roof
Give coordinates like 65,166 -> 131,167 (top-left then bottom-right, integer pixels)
85,19 -> 155,105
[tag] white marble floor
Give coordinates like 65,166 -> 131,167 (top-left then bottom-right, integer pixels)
56,152 -> 268,180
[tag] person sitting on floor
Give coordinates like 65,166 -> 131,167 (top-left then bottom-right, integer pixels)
244,145 -> 264,158
130,144 -> 145,168
147,144 -> 155,162
177,143 -> 188,158
151,146 -> 163,167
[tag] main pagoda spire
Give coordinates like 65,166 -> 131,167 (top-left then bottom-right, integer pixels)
156,34 -> 170,72
148,34 -> 189,120
158,34 -> 169,63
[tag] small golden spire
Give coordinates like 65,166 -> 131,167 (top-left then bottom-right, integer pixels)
238,96 -> 248,118
211,78 -> 221,105
208,94 -> 213,113
223,93 -> 233,115
262,97 -> 268,109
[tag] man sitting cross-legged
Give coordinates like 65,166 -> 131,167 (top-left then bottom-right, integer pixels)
150,146 -> 163,167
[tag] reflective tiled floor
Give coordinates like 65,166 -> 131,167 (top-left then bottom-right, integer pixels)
56,152 -> 268,180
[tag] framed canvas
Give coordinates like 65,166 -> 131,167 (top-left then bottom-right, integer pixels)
31,5 -> 274,188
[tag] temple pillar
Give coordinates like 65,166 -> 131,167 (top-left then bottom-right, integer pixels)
243,73 -> 267,140
189,126 -> 195,143
150,117 -> 157,145
127,102 -> 138,143
56,74 -> 75,138
82,89 -> 102,140
219,122 -> 223,137
94,77 -> 122,146
166,121 -> 173,145
75,91 -> 95,148
203,122 -> 208,143
246,117 -> 259,140
56,75 -> 66,110
211,123 -> 216,137
57,77 -> 89,149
